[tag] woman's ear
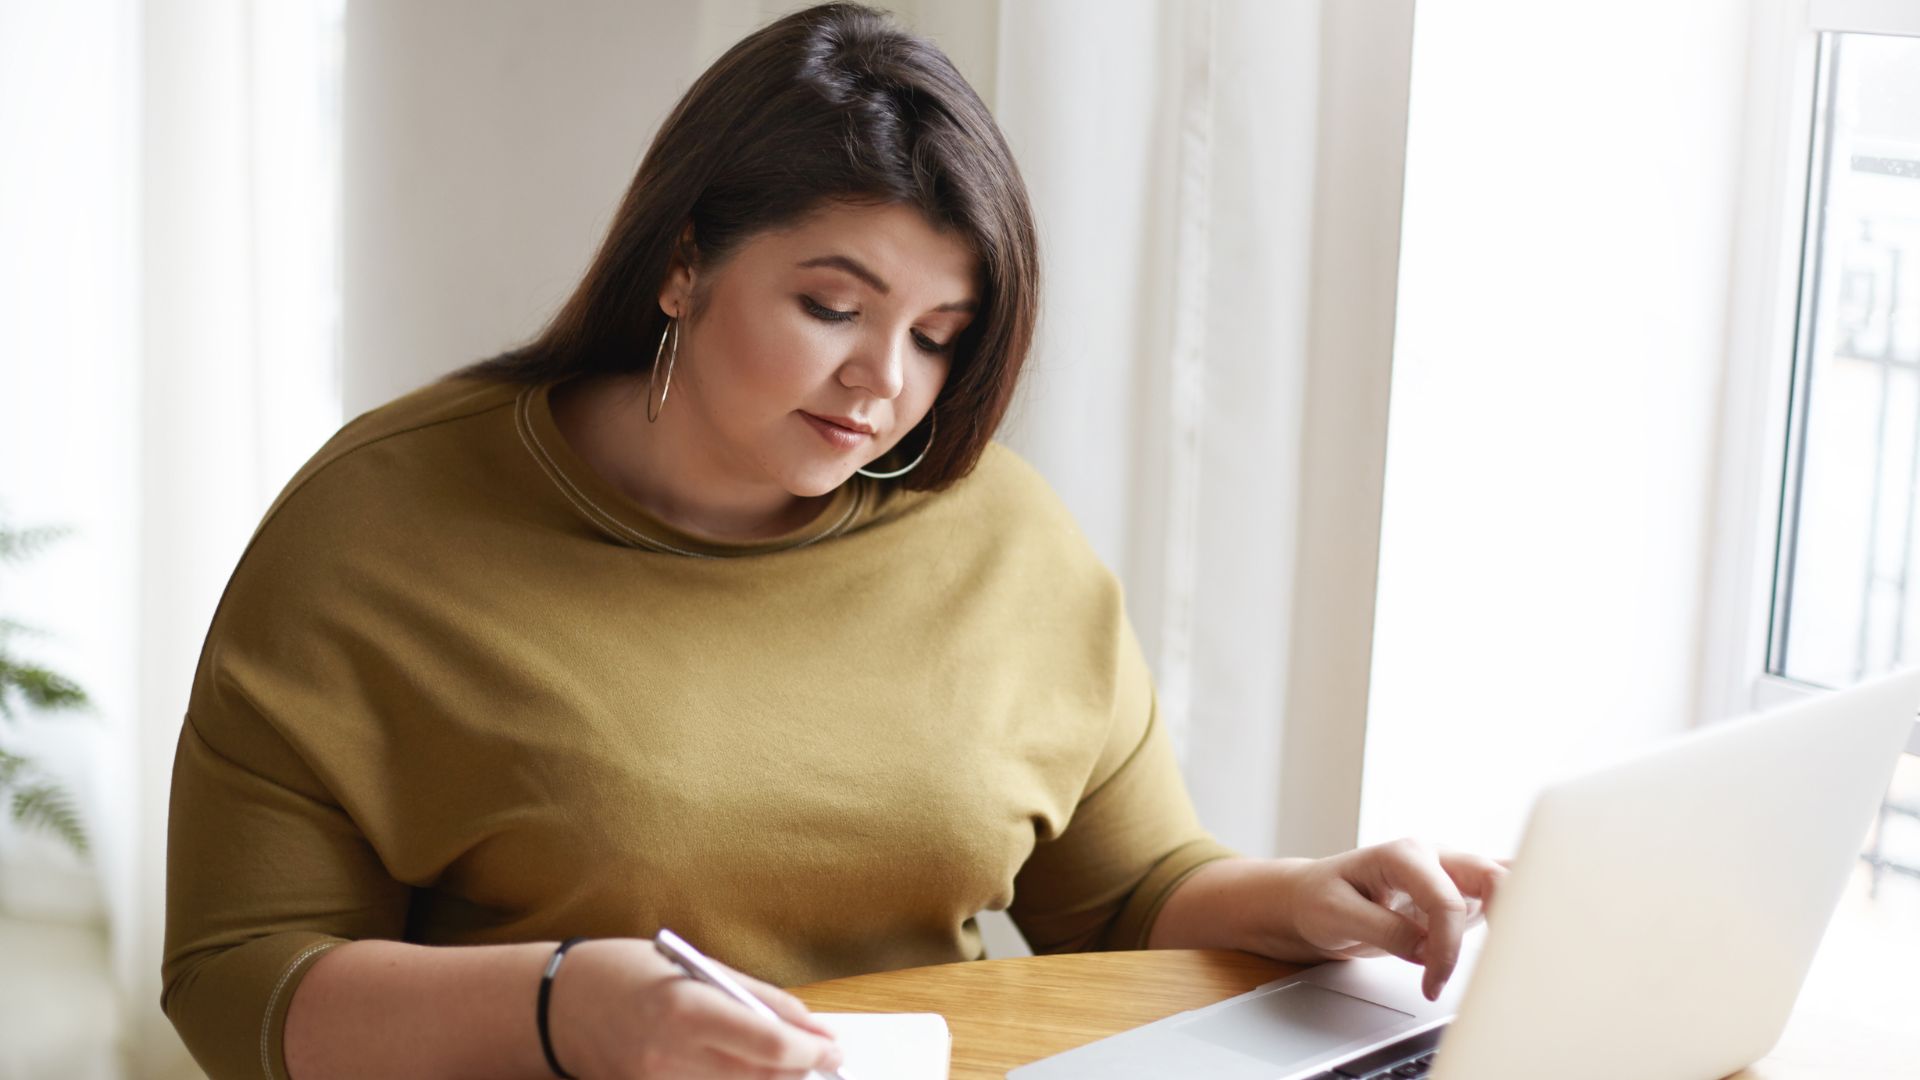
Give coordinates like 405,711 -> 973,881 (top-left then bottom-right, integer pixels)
657,223 -> 698,319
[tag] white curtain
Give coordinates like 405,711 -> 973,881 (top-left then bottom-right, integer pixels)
989,0 -> 1326,861
1,2 -> 341,1076
0,5 -> 144,1075
991,0 -> 1418,867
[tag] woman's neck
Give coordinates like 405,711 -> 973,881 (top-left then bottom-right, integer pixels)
549,374 -> 832,542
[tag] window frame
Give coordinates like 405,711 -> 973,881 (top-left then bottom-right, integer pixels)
1700,0 -> 1920,753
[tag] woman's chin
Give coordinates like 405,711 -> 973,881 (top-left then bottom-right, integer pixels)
782,465 -> 859,499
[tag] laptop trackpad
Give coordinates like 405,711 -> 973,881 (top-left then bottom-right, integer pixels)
1175,983 -> 1414,1064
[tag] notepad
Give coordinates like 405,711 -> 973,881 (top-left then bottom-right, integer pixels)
814,1012 -> 951,1080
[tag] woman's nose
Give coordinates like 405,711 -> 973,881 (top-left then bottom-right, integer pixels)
844,332 -> 907,399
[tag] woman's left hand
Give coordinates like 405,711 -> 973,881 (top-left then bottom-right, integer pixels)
1287,839 -> 1509,1001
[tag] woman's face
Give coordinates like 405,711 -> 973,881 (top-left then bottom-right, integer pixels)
658,201 -> 980,498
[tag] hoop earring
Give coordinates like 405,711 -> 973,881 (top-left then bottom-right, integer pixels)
647,317 -> 679,423
856,411 -> 936,479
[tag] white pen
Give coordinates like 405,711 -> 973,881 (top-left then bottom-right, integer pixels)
653,928 -> 857,1080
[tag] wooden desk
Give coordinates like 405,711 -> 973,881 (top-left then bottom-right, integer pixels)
797,950 -> 1292,1079
795,929 -> 1920,1079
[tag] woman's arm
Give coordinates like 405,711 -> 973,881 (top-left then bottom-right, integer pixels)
1148,842 -> 1508,1002
1146,856 -> 1325,959
164,710 -> 840,1080
284,937 -> 842,1080
283,940 -> 557,1079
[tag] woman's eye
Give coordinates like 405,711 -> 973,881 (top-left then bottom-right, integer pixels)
801,296 -> 856,322
804,296 -> 950,354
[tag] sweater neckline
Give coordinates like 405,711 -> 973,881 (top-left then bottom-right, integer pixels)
513,381 -> 875,558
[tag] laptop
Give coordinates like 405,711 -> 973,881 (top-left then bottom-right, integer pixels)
1008,666 -> 1920,1080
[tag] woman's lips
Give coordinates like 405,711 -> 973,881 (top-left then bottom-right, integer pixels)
801,411 -> 874,450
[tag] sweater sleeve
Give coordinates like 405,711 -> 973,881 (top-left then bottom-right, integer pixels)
1007,615 -> 1241,954
161,698 -> 410,1080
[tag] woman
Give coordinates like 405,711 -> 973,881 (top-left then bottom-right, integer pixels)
161,5 -> 1503,1079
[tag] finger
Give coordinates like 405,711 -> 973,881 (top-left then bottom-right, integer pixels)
1373,840 -> 1471,1001
732,971 -> 838,1041
1438,850 -> 1509,919
1321,878 -> 1429,964
673,981 -> 843,1072
692,1044 -> 816,1080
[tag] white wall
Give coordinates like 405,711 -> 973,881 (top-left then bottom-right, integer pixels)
1361,0 -> 1755,856
342,2 -> 700,414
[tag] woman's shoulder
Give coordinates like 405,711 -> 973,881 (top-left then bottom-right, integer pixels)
917,440 -> 1116,582
215,377 -> 524,602
257,374 -> 514,518
272,376 -> 521,510
897,441 -> 1059,537
950,441 -> 1073,522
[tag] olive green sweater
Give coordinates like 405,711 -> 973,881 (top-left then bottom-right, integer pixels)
160,375 -> 1237,1080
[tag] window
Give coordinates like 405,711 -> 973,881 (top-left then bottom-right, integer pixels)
1771,30 -> 1920,697
1760,1 -> 1920,899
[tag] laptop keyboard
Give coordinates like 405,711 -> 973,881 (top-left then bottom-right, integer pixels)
1303,1023 -> 1447,1080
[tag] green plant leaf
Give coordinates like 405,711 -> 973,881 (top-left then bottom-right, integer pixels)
12,781 -> 89,858
0,519 -> 92,729
0,658 -> 88,718
0,525 -> 70,564
0,746 -> 27,787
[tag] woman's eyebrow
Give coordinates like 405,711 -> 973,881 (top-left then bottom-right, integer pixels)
796,254 -> 977,313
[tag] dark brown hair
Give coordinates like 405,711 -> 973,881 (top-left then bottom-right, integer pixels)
452,2 -> 1039,491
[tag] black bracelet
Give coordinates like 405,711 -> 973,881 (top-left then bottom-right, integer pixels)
538,936 -> 590,1080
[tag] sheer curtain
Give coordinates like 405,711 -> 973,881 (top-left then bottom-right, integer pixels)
1,2 -> 341,1076
0,9 -> 144,1076
992,0 -> 1336,861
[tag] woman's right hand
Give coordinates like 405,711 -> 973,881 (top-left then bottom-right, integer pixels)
545,937 -> 845,1079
